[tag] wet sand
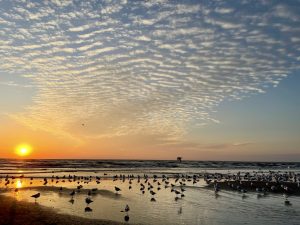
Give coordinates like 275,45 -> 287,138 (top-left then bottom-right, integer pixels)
1,170 -> 300,225
0,195 -> 128,225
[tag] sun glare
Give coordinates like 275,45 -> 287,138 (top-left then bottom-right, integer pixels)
16,180 -> 23,188
15,144 -> 32,157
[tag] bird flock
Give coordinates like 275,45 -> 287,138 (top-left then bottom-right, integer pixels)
0,172 -> 195,222
0,170 -> 299,222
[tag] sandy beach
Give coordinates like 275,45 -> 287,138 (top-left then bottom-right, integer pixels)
1,163 -> 300,225
0,195 -> 127,225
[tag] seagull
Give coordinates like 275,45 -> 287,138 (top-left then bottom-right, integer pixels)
121,204 -> 130,213
85,206 -> 92,212
115,186 -> 121,194
124,215 -> 129,222
70,190 -> 75,198
174,190 -> 181,195
178,207 -> 182,214
85,197 -> 93,205
125,204 -> 130,212
285,199 -> 292,205
284,196 -> 292,206
31,193 -> 40,202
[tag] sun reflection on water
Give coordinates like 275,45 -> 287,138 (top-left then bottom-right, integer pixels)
16,180 -> 22,188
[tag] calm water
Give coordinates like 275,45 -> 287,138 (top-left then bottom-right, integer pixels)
1,159 -> 300,225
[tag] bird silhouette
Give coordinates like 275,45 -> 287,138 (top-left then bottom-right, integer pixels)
115,186 -> 121,194
85,197 -> 93,205
85,206 -> 92,212
31,193 -> 40,202
124,215 -> 129,222
70,190 -> 75,198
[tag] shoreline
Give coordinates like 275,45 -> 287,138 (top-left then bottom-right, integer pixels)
0,195 -> 128,225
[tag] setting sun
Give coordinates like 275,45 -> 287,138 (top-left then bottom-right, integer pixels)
15,144 -> 32,157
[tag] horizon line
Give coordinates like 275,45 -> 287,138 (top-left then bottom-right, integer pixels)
1,158 -> 300,163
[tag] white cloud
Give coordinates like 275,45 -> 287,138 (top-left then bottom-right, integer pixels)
215,7 -> 234,14
0,0 -> 299,142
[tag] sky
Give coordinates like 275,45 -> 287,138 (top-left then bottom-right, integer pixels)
0,0 -> 299,161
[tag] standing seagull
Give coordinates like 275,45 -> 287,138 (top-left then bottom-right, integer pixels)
85,197 -> 93,205
124,214 -> 130,222
125,204 -> 130,212
85,197 -> 93,212
31,193 -> 40,202
115,186 -> 121,194
121,205 -> 130,222
70,190 -> 75,199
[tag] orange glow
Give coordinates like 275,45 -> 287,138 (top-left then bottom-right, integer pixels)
15,144 -> 32,157
16,180 -> 22,188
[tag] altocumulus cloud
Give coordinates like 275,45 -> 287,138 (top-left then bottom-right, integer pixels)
0,0 -> 299,141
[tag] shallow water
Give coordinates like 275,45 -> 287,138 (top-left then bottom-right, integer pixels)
1,159 -> 300,225
1,173 -> 300,225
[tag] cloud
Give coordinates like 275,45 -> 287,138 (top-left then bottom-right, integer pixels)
0,0 -> 299,143
154,140 -> 253,151
0,81 -> 34,88
232,142 -> 253,147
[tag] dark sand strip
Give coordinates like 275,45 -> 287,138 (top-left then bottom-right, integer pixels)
0,195 -> 128,225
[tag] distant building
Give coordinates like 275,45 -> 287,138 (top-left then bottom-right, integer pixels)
177,157 -> 182,163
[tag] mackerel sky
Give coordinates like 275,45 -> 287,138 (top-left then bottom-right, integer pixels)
0,0 -> 299,160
